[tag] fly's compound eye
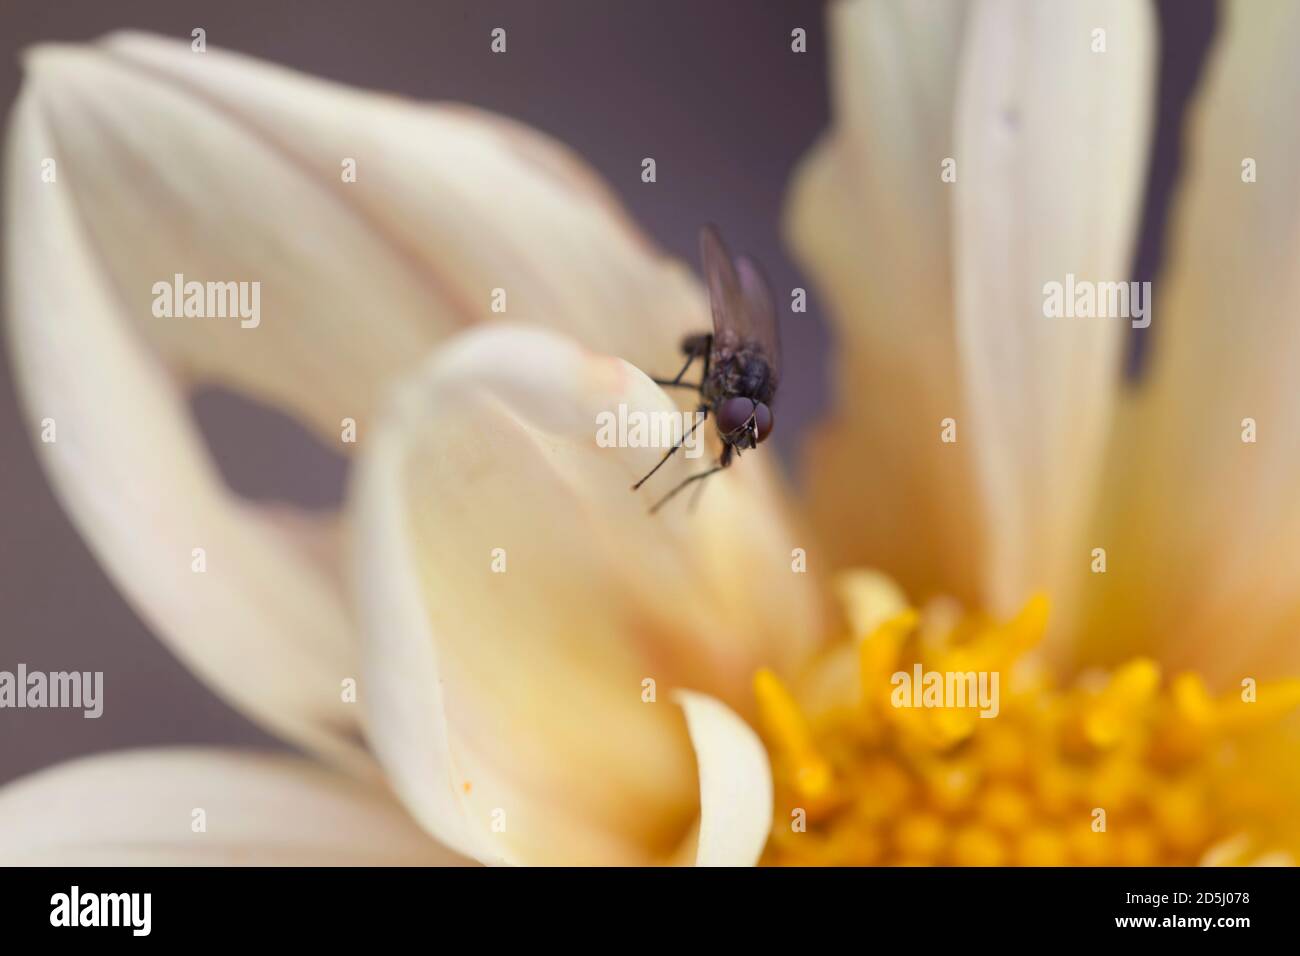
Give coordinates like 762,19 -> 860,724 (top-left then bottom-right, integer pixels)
717,397 -> 756,437
754,402 -> 774,443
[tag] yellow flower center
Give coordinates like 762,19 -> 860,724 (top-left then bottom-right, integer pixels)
753,572 -> 1300,866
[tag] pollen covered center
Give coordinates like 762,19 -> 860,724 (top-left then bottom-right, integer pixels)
753,573 -> 1300,867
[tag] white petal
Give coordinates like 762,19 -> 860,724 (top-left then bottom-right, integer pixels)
0,749 -> 467,865
7,32 -> 704,775
789,0 -> 984,607
951,0 -> 1155,619
4,89 -> 371,773
22,32 -> 704,441
350,324 -> 821,865
790,1 -> 1156,622
1078,0 -> 1300,679
677,690 -> 773,867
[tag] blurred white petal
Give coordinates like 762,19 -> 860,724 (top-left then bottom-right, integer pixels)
677,690 -> 773,866
20,31 -> 704,443
952,0 -> 1155,624
790,0 -> 983,608
4,88 -> 371,773
351,324 -> 820,865
791,0 -> 1155,625
1079,0 -> 1300,680
0,749 -> 466,865
6,31 -> 712,776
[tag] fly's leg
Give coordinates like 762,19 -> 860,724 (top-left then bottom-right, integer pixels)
649,464 -> 725,515
651,333 -> 712,392
671,439 -> 730,515
631,405 -> 709,491
652,351 -> 699,389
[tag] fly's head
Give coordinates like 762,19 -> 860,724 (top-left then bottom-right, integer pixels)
716,396 -> 773,452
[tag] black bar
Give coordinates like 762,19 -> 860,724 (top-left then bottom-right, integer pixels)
3,866 -> 1291,942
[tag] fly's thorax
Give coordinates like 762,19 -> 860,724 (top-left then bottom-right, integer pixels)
705,340 -> 777,408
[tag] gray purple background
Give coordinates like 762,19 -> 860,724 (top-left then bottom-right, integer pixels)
0,0 -> 1213,785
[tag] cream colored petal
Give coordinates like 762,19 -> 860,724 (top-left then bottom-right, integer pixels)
8,32 -> 704,777
790,0 -> 982,608
677,691 -> 773,866
351,324 -> 821,866
5,89 -> 371,774
790,0 -> 977,608
952,0 -> 1155,623
0,749 -> 468,865
1077,0 -> 1300,680
790,1 -> 1155,622
21,32 -> 703,443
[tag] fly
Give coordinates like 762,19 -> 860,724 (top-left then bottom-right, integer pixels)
632,224 -> 782,513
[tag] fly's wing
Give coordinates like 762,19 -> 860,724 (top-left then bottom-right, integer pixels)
699,224 -> 746,347
699,224 -> 782,396
734,254 -> 782,395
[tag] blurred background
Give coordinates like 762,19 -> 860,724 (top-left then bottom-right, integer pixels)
0,0 -> 1212,785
